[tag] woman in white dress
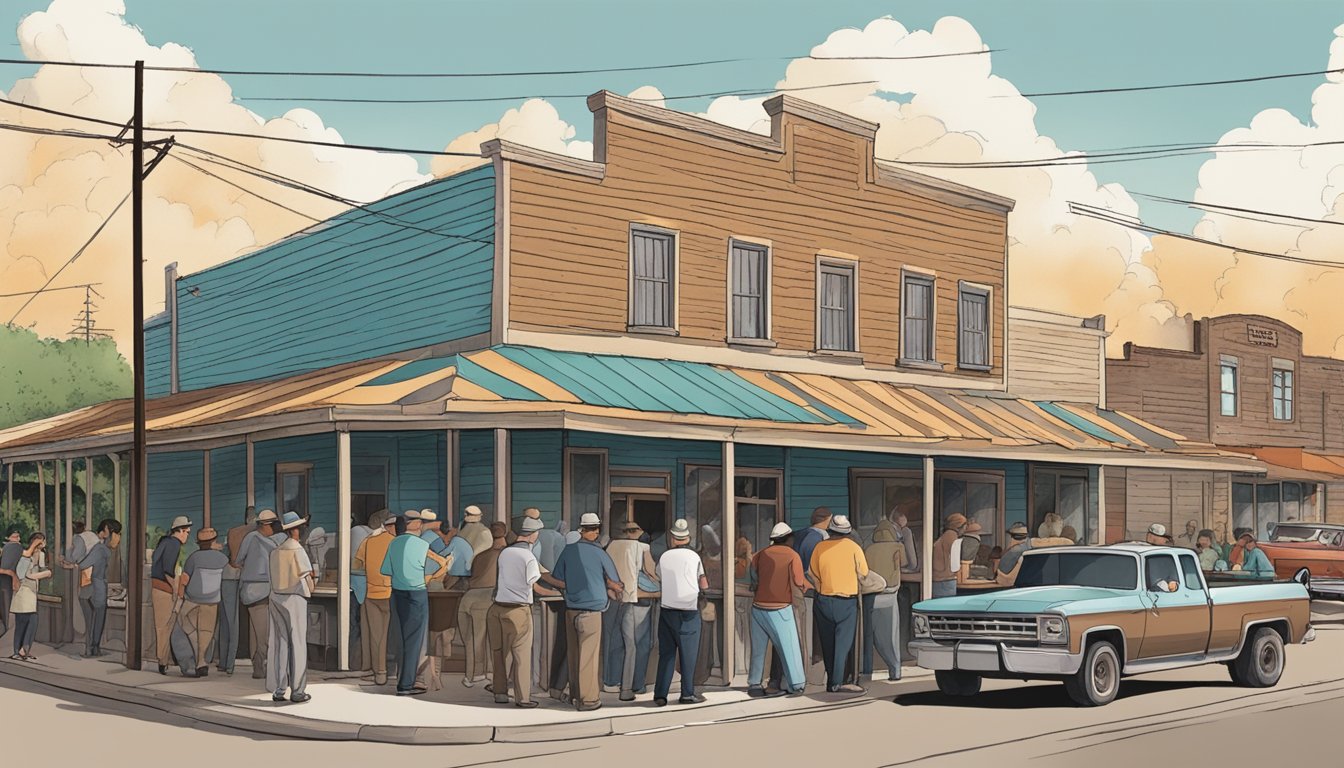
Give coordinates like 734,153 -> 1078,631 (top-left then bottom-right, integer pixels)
10,532 -> 52,660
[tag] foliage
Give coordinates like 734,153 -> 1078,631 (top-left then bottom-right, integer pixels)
0,498 -> 39,541
0,324 -> 131,430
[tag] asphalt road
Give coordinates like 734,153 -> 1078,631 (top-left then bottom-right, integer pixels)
2,622 -> 1340,767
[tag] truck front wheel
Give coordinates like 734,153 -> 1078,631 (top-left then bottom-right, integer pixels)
1064,640 -> 1121,706
1231,627 -> 1284,688
934,670 -> 982,696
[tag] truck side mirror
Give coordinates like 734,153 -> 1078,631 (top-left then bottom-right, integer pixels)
1293,567 -> 1311,590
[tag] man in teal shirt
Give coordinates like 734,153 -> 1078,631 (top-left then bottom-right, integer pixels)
381,510 -> 450,695
1238,531 -> 1275,578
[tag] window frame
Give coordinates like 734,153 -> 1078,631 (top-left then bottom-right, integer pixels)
956,281 -> 992,371
627,223 -> 680,334
900,268 -> 938,367
682,464 -> 783,553
1143,553 -> 1180,593
1030,465 -> 1090,544
562,447 -> 609,530
814,256 -> 860,354
849,468 -> 925,544
1219,355 -> 1239,417
726,238 -> 774,345
1271,365 -> 1294,422
937,469 -> 1007,552
274,461 -> 313,520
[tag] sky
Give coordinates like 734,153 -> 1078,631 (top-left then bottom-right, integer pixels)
3,0 -> 1344,357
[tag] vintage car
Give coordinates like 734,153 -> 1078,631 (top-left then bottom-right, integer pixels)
1260,522 -> 1344,581
909,544 -> 1314,706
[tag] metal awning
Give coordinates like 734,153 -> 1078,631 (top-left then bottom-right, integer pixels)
0,345 -> 1265,472
1218,446 -> 1344,482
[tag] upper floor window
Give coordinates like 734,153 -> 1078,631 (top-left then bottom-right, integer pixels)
902,271 -> 935,363
817,259 -> 857,352
957,283 -> 990,370
729,241 -> 770,341
629,227 -> 676,330
1272,364 -> 1294,421
1219,356 -> 1238,417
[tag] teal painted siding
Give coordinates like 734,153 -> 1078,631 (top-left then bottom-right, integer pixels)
458,430 -> 495,520
786,450 -> 919,529
512,430 -> 563,523
252,434 -> 337,534
169,165 -> 495,393
148,451 -> 204,539
209,444 -> 249,527
394,432 -> 445,514
145,319 -> 171,398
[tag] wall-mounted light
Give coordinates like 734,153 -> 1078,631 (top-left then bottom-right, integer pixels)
188,286 -> 201,297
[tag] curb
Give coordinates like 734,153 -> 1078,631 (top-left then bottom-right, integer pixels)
0,660 -> 923,745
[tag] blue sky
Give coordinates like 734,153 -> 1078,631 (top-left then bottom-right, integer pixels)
6,0 -> 1343,233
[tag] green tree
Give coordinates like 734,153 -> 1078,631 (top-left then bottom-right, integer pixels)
0,325 -> 131,430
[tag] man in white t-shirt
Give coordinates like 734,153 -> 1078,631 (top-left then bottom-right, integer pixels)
488,516 -> 557,708
653,519 -> 708,707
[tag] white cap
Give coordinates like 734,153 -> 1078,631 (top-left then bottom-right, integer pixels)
769,522 -> 793,540
828,515 -> 853,535
669,519 -> 691,540
1148,523 -> 1167,537
418,510 -> 437,523
520,517 -> 545,533
463,505 -> 483,522
579,512 -> 601,528
404,509 -> 424,521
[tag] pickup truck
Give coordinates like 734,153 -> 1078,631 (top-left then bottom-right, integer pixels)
909,544 -> 1314,706
1259,522 -> 1344,582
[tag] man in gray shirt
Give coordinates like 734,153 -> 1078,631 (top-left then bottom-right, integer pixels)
0,529 -> 22,636
181,528 -> 230,677
62,519 -> 120,657
233,509 -> 280,679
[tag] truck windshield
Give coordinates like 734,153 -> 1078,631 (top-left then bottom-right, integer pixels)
1015,552 -> 1138,590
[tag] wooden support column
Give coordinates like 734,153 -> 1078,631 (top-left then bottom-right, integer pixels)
494,428 -> 510,527
1096,467 -> 1106,546
85,458 -> 93,527
6,463 -> 12,520
445,430 -> 458,524
721,440 -> 736,683
110,454 -> 122,525
37,462 -> 46,537
922,456 -> 934,601
202,450 -> 212,529
336,430 -> 352,671
245,436 -> 255,508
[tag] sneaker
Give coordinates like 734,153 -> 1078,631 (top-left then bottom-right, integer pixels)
653,697 -> 668,707
619,690 -> 636,702
747,686 -> 767,698
396,688 -> 427,697
678,695 -> 706,705
196,666 -> 209,678
575,701 -> 603,712
835,684 -> 865,695
515,701 -> 539,709
461,676 -> 475,688
290,693 -> 311,704
374,674 -> 387,686
272,691 -> 287,702
158,664 -> 167,675
765,688 -> 789,698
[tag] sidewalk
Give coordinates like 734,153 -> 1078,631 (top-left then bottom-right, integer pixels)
0,641 -> 933,744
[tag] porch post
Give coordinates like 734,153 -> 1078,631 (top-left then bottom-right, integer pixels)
336,430 -> 352,671
110,454 -> 122,525
202,450 -> 211,529
922,456 -> 934,601
1096,467 -> 1106,545
445,430 -> 458,523
6,463 -> 12,519
85,458 -> 93,527
494,428 -> 511,527
721,439 -> 736,683
37,462 -> 45,535
245,436 -> 255,508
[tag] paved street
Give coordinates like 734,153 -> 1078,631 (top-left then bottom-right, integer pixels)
2,620 -> 1338,767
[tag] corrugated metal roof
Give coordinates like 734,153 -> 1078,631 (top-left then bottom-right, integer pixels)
0,345 -> 1256,468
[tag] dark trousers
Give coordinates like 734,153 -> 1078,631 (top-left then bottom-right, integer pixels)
391,589 -> 428,693
654,608 -> 701,701
81,596 -> 107,654
13,612 -> 36,654
349,593 -> 362,670
815,594 -> 858,690
0,581 -> 12,636
548,603 -> 570,695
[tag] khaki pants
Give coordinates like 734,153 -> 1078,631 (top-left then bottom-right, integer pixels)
361,597 -> 390,679
457,588 -> 493,680
246,599 -> 269,677
488,603 -> 533,704
151,589 -> 175,665
565,609 -> 602,707
180,601 -> 219,670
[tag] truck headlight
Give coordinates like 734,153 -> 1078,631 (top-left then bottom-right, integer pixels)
1039,615 -> 1068,645
913,614 -> 930,638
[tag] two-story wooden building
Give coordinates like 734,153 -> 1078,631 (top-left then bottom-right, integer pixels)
0,92 -> 1259,681
1107,314 -> 1344,544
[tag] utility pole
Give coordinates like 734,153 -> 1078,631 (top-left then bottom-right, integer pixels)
126,59 -> 146,672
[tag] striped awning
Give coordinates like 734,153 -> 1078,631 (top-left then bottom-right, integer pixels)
0,345 -> 1259,469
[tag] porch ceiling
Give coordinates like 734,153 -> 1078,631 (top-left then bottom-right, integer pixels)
0,345 -> 1263,472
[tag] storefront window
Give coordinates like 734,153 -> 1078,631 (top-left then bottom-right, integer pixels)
1032,467 -> 1088,543
851,472 -> 923,545
1255,483 -> 1281,539
350,461 -> 388,525
683,466 -> 781,567
1233,482 -> 1255,533
276,463 -> 311,518
564,449 -> 607,528
1234,480 -> 1320,536
609,469 -> 669,555
940,473 -> 1003,552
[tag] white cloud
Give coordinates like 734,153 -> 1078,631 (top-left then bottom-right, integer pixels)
431,99 -> 593,177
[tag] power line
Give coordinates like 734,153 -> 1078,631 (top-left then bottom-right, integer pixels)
0,118 -> 122,141
8,193 -> 130,324
1132,190 -> 1344,229
0,283 -> 102,299
0,49 -> 999,78
241,79 -> 880,105
883,137 -> 1344,169
166,153 -> 328,223
1014,66 -> 1344,98
1068,201 -> 1344,269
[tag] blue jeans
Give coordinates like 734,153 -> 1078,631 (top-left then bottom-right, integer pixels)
814,594 -> 858,690
749,605 -> 804,691
391,589 -> 428,692
601,601 -> 625,688
217,579 -> 240,672
655,608 -> 701,700
622,601 -> 654,693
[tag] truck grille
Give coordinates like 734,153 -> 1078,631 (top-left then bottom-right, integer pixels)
926,615 -> 1039,641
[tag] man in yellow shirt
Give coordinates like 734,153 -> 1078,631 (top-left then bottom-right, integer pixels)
353,510 -> 396,685
809,514 -> 869,694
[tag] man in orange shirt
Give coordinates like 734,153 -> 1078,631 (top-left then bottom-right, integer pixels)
808,515 -> 869,694
353,510 -> 397,685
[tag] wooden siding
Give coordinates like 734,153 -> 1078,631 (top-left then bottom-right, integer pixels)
148,451 -> 203,537
1105,466 -> 1127,543
505,106 -> 1008,378
208,444 -> 249,528
163,165 -> 495,393
1120,468 -> 1217,540
1007,313 -> 1103,404
1327,482 -> 1344,524
1106,350 -> 1210,442
252,434 -> 337,534
145,319 -> 171,398
457,429 -> 496,517
512,430 -> 563,524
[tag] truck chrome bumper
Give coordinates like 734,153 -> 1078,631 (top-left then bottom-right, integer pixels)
911,640 -> 1083,675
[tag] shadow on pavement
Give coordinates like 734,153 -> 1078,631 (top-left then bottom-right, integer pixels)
893,678 -> 1237,709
